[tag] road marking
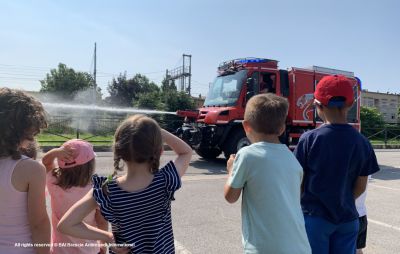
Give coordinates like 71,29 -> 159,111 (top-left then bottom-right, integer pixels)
175,240 -> 192,254
369,218 -> 400,233
369,183 -> 400,192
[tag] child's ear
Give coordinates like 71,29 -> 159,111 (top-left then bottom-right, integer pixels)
278,124 -> 286,136
242,120 -> 252,133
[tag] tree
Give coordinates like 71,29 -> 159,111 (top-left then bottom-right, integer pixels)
40,63 -> 95,100
163,90 -> 195,112
360,106 -> 385,137
106,73 -> 160,107
161,76 -> 177,93
135,91 -> 163,109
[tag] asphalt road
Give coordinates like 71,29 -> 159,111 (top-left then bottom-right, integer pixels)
43,149 -> 400,254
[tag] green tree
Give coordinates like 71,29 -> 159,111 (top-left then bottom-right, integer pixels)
360,106 -> 385,137
163,90 -> 195,112
40,63 -> 95,99
398,106 -> 400,119
106,73 -> 160,107
135,91 -> 163,109
161,76 -> 177,92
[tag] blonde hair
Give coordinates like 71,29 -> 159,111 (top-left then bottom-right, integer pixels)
244,94 -> 289,135
112,115 -> 162,175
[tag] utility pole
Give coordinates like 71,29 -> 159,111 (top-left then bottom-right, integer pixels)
94,42 -> 97,90
93,42 -> 97,104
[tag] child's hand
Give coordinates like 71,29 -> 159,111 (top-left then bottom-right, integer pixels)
227,154 -> 236,175
56,146 -> 75,163
105,232 -> 131,254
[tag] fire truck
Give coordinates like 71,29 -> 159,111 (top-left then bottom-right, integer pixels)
176,58 -> 361,159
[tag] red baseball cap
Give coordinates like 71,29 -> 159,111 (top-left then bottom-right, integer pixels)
58,139 -> 96,169
314,75 -> 354,107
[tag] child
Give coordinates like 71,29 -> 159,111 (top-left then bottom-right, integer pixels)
42,139 -> 108,254
294,75 -> 380,254
224,93 -> 311,254
58,115 -> 192,254
0,88 -> 50,254
355,176 -> 371,254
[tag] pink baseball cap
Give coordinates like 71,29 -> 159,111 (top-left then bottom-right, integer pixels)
58,139 -> 96,169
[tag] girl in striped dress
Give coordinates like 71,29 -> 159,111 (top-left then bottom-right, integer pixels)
58,115 -> 192,254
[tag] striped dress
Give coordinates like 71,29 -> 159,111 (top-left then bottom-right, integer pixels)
92,161 -> 181,254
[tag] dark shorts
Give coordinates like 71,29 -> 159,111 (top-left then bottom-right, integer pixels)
304,214 -> 359,253
357,215 -> 368,249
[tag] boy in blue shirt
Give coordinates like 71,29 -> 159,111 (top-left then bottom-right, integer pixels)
224,93 -> 311,254
294,75 -> 380,254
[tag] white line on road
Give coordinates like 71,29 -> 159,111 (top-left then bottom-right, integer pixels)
369,218 -> 400,233
175,240 -> 192,254
369,183 -> 400,191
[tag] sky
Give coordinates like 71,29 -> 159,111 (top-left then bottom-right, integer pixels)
0,0 -> 399,98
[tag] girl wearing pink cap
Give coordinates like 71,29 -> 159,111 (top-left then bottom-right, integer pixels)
42,139 -> 108,254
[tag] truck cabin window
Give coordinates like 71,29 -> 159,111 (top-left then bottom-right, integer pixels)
204,70 -> 247,107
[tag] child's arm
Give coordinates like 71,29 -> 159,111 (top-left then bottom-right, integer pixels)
57,190 -> 113,242
353,176 -> 368,199
24,160 -> 51,254
42,147 -> 75,173
224,154 -> 242,203
161,129 -> 192,177
95,208 -> 109,254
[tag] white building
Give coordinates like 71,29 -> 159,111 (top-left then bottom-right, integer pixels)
361,90 -> 400,123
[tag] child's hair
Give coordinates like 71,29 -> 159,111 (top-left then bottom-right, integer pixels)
113,114 -> 162,175
0,88 -> 47,159
244,93 -> 289,135
53,139 -> 96,189
19,140 -> 40,160
53,159 -> 95,189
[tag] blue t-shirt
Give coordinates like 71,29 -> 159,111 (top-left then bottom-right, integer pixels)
92,161 -> 181,254
294,124 -> 380,224
229,142 -> 311,254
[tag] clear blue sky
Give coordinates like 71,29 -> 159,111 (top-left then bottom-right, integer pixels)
0,0 -> 399,97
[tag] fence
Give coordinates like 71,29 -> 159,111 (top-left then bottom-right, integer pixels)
362,124 -> 400,147
38,114 -> 183,146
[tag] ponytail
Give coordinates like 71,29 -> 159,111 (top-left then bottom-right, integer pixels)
150,154 -> 160,174
102,156 -> 122,195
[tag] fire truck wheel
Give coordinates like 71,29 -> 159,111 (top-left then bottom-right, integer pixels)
195,147 -> 222,160
223,129 -> 250,159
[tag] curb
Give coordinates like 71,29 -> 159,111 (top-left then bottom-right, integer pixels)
40,145 -> 173,152
371,144 -> 400,149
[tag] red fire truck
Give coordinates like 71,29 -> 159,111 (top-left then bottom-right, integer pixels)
176,58 -> 361,159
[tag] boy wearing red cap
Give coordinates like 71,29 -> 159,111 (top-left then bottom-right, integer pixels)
294,75 -> 380,254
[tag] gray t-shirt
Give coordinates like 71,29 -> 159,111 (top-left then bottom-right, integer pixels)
229,142 -> 311,254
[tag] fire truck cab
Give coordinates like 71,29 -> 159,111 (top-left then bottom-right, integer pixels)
176,57 -> 361,159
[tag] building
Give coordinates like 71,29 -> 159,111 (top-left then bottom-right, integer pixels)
361,90 -> 400,123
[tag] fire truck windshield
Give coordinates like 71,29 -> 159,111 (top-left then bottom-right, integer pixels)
204,70 -> 247,107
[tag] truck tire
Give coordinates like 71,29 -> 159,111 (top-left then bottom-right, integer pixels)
195,147 -> 222,160
223,129 -> 250,159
